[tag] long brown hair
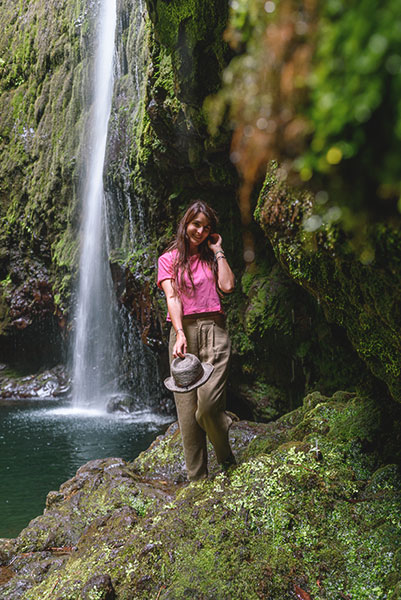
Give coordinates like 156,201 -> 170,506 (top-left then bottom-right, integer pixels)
167,200 -> 219,295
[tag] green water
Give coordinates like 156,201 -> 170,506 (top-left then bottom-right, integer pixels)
0,399 -> 173,539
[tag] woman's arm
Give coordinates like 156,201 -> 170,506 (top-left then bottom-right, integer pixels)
208,234 -> 235,293
161,279 -> 187,358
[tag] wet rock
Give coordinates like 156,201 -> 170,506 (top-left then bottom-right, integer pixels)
0,364 -> 70,399
13,318 -> 30,330
0,538 -> 16,566
132,419 -> 267,484
10,457 -> 169,559
0,565 -> 14,586
106,393 -> 135,414
2,552 -> 67,599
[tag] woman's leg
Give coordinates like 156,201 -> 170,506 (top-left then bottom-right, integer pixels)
195,317 -> 234,464
169,325 -> 208,481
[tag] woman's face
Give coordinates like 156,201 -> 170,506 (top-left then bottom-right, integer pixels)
186,211 -> 211,250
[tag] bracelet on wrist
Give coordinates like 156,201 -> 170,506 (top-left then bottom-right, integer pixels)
214,250 -> 224,256
216,254 -> 226,260
176,328 -> 184,334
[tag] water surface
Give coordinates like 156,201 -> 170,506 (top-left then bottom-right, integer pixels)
0,399 -> 172,538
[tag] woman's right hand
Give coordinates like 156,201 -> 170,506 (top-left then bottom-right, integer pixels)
173,330 -> 187,359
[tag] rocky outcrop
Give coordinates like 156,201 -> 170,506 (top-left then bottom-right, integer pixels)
256,164 -> 401,404
1,391 -> 401,599
0,364 -> 69,399
117,0 -> 239,335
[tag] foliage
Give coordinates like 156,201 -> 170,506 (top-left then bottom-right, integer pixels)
304,0 -> 401,188
208,0 -> 401,223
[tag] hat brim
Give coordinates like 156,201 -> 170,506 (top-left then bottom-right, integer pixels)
164,362 -> 214,393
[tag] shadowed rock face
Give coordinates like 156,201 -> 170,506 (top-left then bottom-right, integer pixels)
256,165 -> 401,404
0,0 -> 239,382
1,391 -> 400,599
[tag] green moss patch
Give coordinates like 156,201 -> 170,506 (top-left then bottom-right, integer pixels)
2,391 -> 400,599
256,162 -> 401,404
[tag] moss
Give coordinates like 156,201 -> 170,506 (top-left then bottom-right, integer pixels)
0,0 -> 92,347
0,275 -> 11,334
227,248 -> 369,420
148,0 -> 229,79
107,0 -> 239,353
255,162 -> 401,404
240,381 -> 287,421
4,392 -> 400,599
51,224 -> 79,309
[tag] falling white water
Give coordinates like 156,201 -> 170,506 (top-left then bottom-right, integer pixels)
72,0 -> 118,407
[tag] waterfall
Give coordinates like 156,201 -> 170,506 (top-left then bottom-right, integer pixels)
72,0 -> 118,408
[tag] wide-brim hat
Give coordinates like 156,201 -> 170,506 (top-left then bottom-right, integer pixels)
164,353 -> 214,393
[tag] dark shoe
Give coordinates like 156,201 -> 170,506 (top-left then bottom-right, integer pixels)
221,451 -> 237,472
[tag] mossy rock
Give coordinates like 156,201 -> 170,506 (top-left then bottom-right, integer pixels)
1,391 -> 400,599
256,163 -> 401,404
227,252 -> 371,422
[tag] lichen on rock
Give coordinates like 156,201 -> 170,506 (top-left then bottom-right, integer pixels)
1,391 -> 400,599
255,162 -> 401,404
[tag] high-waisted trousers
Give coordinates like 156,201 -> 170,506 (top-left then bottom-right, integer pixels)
169,314 -> 233,481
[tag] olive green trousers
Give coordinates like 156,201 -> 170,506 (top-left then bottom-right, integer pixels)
169,314 -> 233,481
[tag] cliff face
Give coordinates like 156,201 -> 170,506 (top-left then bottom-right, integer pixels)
112,0 -> 239,330
0,0 -> 149,367
116,0 -> 372,414
0,0 -> 92,365
0,0 -> 238,370
0,0 -> 398,413
256,166 -> 401,404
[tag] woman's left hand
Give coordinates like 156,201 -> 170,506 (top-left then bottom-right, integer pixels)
208,233 -> 223,254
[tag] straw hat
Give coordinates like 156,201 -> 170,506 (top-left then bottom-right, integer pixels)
164,353 -> 214,393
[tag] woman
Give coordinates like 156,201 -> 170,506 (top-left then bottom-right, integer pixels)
157,200 -> 236,481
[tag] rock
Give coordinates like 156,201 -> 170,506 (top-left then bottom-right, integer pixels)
1,392 -> 401,599
256,163 -> 401,404
106,393 -> 135,414
45,491 -> 64,509
0,565 -> 15,586
0,365 -> 70,399
132,419 -> 265,483
81,574 -> 115,600
0,539 -> 16,566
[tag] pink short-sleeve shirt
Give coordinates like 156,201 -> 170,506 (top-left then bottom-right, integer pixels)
157,249 -> 222,321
